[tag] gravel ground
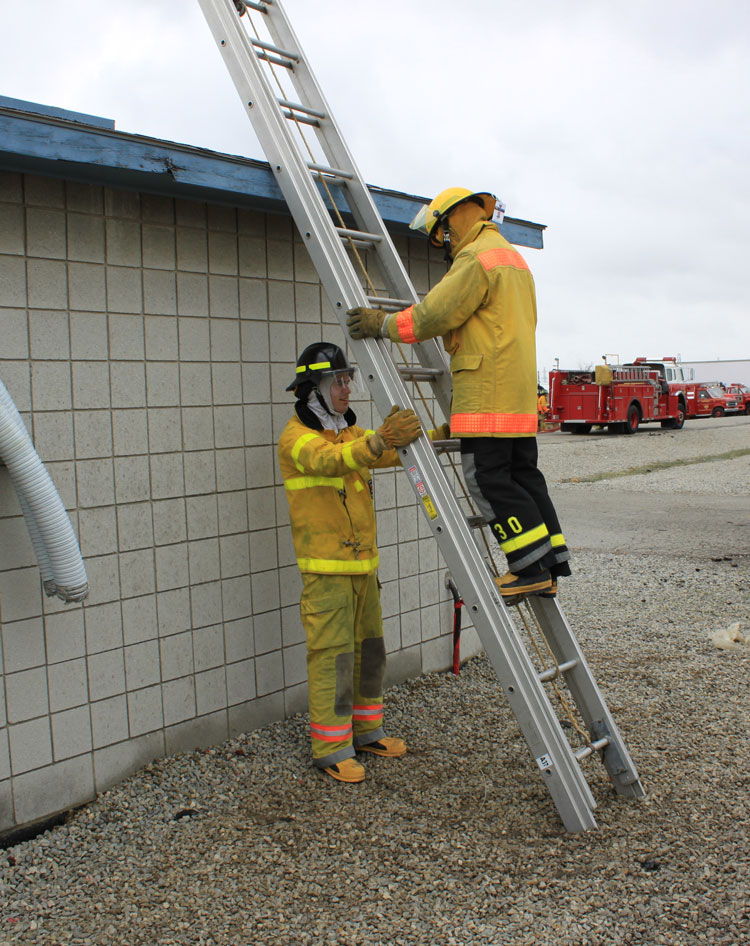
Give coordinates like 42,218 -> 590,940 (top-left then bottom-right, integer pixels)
537,415 -> 750,487
2,419 -> 749,946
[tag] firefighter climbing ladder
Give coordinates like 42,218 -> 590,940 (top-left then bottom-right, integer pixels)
197,0 -> 645,831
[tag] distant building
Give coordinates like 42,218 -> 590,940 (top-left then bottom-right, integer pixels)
682,359 -> 750,386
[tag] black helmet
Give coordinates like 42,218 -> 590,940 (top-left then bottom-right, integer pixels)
286,341 -> 355,392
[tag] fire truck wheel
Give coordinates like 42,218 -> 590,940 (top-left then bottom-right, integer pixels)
711,407 -> 725,418
623,403 -> 641,434
662,402 -> 686,429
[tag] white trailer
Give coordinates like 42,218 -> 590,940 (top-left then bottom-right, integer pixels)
682,359 -> 750,386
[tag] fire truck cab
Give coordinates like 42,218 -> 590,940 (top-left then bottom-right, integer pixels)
725,383 -> 750,414
623,356 -> 694,423
627,356 -> 694,385
691,384 -> 739,417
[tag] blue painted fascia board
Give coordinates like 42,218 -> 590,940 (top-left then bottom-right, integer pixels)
0,95 -> 115,130
0,105 -> 545,248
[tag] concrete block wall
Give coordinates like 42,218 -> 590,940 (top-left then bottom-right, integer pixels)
0,170 -> 481,833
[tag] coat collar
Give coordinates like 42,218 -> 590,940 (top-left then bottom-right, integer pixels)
452,219 -> 498,258
295,400 -> 357,430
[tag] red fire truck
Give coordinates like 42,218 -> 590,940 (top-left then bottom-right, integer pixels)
548,364 -> 685,434
622,358 -> 740,418
725,383 -> 750,414
688,384 -> 740,417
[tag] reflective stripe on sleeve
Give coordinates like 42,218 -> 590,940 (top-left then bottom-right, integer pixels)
394,306 -> 418,344
450,412 -> 538,435
341,441 -> 361,470
477,247 -> 530,272
550,533 -> 567,548
291,431 -> 320,473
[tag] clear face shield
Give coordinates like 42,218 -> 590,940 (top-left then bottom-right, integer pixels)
409,203 -> 450,252
316,367 -> 364,414
408,203 -> 432,237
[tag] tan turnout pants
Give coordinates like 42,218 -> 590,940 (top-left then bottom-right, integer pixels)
300,572 -> 386,767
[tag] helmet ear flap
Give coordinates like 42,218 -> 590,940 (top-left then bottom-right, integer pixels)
293,379 -> 314,401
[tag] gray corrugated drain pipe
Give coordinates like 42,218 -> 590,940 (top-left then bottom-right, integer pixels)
0,378 -> 88,603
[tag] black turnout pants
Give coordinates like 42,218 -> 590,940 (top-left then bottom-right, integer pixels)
460,436 -> 571,577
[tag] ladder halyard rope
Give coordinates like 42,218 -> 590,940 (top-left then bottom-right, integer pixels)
516,601 -> 597,754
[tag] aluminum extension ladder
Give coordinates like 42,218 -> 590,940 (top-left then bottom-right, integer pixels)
197,0 -> 645,831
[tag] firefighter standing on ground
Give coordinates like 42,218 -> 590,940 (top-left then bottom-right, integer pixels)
347,187 -> 571,603
278,342 -> 422,783
537,385 -> 548,430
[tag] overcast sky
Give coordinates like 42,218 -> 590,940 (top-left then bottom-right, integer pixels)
2,1 -> 748,377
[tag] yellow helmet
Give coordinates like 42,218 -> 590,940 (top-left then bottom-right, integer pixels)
409,188 -> 497,247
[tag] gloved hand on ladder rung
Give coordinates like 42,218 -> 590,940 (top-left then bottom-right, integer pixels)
346,306 -> 387,339
368,405 -> 422,455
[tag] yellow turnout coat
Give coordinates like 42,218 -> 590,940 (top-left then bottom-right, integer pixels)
387,220 -> 538,437
278,413 -> 400,575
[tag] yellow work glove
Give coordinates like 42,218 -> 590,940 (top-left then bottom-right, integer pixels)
346,307 -> 386,340
429,423 -> 451,441
377,405 -> 422,448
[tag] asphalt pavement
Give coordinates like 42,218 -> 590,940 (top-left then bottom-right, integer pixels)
539,415 -> 750,558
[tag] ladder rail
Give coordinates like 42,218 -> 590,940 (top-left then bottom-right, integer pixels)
197,0 -> 645,831
198,0 -> 454,416
264,4 -> 456,415
392,435 -> 598,827
529,596 -> 645,798
199,0 -> 597,831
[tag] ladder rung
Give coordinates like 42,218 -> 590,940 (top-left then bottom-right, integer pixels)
279,98 -> 326,119
538,658 -> 579,683
336,227 -> 383,244
282,111 -> 319,127
574,737 -> 610,762
466,514 -> 486,528
252,38 -> 298,62
308,162 -> 353,180
431,438 -> 460,454
397,366 -> 443,381
238,0 -> 272,13
256,51 -> 295,69
366,295 -> 413,309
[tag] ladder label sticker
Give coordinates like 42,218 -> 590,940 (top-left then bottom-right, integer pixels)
408,466 -> 438,520
407,465 -> 426,495
536,754 -> 554,771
